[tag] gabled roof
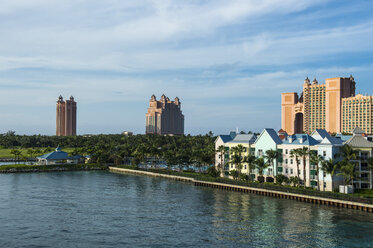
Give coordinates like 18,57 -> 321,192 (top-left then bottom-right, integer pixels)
352,127 -> 365,135
227,133 -> 257,144
318,136 -> 343,145
282,134 -> 319,146
215,131 -> 236,144
255,128 -> 282,145
311,129 -> 330,140
216,135 -> 233,143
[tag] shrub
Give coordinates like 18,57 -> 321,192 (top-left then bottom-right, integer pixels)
206,166 -> 219,178
257,176 -> 265,183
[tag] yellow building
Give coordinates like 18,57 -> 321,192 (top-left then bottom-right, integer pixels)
281,76 -> 373,135
342,94 -> 373,135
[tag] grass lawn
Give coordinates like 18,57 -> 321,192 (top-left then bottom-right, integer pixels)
0,148 -> 75,159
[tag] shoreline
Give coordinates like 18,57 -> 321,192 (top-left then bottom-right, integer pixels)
0,164 -> 108,173
109,167 -> 373,213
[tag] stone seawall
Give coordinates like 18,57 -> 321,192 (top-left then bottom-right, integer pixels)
109,167 -> 373,213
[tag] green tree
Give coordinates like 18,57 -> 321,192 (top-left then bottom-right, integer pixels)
336,144 -> 358,187
246,154 -> 256,181
367,157 -> 373,189
264,149 -> 280,178
290,149 -> 301,182
298,147 -> 310,187
10,148 -> 22,163
255,157 -> 269,182
289,176 -> 300,187
229,145 -> 246,180
310,153 -> 324,190
216,145 -> 226,177
320,158 -> 337,191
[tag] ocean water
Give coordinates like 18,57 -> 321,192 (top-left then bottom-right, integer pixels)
0,171 -> 372,247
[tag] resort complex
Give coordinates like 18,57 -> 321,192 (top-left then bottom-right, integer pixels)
216,127 -> 373,192
145,94 -> 184,135
282,76 -> 373,135
56,95 -> 77,136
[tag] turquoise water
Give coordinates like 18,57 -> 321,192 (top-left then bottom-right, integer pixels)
0,171 -> 372,247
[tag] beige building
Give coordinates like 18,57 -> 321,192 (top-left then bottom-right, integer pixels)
145,94 -> 184,135
56,95 -> 77,136
281,76 -> 373,134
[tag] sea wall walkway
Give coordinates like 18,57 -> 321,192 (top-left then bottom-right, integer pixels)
109,167 -> 373,213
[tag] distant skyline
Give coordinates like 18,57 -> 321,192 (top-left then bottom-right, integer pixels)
1,0 -> 373,135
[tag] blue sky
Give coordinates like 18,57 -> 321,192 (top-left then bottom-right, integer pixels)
1,0 -> 373,135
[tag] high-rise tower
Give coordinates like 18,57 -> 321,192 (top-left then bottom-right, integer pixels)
56,95 -> 77,136
145,95 -> 184,135
281,76 -> 363,134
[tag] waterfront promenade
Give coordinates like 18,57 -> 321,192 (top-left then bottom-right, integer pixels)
109,167 -> 373,213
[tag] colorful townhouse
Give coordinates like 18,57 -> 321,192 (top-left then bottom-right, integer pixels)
253,128 -> 283,178
344,127 -> 373,189
278,134 -> 319,187
215,127 -> 373,192
225,133 -> 257,175
215,131 -> 236,173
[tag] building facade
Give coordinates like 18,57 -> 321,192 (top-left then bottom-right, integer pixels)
145,95 -> 184,135
56,95 -> 77,136
280,76 -> 373,135
216,127 -> 373,191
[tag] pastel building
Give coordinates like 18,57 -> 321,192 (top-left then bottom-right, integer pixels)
215,132 -> 236,171
278,134 -> 319,187
344,127 -> 373,189
225,133 -> 257,175
254,128 -> 283,177
281,76 -> 373,135
146,95 -> 184,135
56,95 -> 77,136
215,127 -> 373,191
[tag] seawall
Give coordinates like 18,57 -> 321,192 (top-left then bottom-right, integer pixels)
109,167 -> 373,213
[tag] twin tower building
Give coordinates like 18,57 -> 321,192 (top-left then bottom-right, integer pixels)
55,94 -> 185,136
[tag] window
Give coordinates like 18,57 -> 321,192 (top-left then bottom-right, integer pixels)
285,159 -> 288,164
285,149 -> 288,154
290,169 -> 293,174
324,182 -> 326,188
290,159 -> 293,165
244,165 -> 247,170
323,151 -> 326,157
285,168 -> 288,173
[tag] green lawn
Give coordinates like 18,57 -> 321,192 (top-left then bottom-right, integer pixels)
0,148 -> 75,159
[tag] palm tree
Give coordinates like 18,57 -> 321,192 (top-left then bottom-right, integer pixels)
229,145 -> 246,180
320,158 -> 337,191
246,154 -> 256,181
310,153 -> 324,190
10,149 -> 22,164
290,149 -> 301,182
337,160 -> 358,186
367,157 -> 373,190
216,145 -> 226,177
298,147 -> 310,187
255,157 -> 269,182
265,149 -> 280,178
336,144 -> 358,188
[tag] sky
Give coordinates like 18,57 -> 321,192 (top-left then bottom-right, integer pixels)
1,0 -> 373,135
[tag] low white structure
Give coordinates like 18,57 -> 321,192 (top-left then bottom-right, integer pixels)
37,147 -> 81,165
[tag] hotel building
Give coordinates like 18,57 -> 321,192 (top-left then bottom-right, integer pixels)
145,94 -> 184,135
56,95 -> 77,136
281,76 -> 373,135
